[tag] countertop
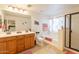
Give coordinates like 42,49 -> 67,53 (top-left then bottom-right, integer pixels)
0,31 -> 35,38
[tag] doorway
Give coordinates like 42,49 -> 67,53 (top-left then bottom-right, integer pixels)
65,12 -> 79,51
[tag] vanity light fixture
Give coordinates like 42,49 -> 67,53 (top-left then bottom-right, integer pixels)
8,5 -> 28,14
8,5 -> 13,10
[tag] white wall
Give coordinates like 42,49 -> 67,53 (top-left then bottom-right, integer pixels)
50,16 -> 65,51
0,11 -> 3,33
31,15 -> 51,37
15,16 -> 31,31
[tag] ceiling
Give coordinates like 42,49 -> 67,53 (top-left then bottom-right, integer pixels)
0,4 -> 79,16
0,4 -> 49,15
40,4 -> 79,16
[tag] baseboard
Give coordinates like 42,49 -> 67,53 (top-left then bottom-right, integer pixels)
64,47 -> 79,54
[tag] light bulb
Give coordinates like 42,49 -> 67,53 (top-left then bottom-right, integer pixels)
14,7 -> 18,12
23,10 -> 28,14
19,9 -> 23,13
8,6 -> 13,10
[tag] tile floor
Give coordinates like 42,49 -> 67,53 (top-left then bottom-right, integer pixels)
20,41 -> 78,54
20,44 -> 63,54
33,45 -> 63,54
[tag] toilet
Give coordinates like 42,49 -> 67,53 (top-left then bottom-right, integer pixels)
36,34 -> 44,46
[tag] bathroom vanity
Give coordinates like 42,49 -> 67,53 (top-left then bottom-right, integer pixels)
0,10 -> 35,54
0,32 -> 36,54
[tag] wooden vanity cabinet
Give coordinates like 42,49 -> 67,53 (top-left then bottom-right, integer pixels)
0,33 -> 36,54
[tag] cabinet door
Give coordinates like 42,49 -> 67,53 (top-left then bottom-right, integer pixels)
30,34 -> 35,48
25,35 -> 30,49
17,36 -> 25,52
6,37 -> 16,54
0,41 -> 7,54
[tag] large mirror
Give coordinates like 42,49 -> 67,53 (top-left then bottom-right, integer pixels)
4,19 -> 15,32
1,10 -> 31,33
